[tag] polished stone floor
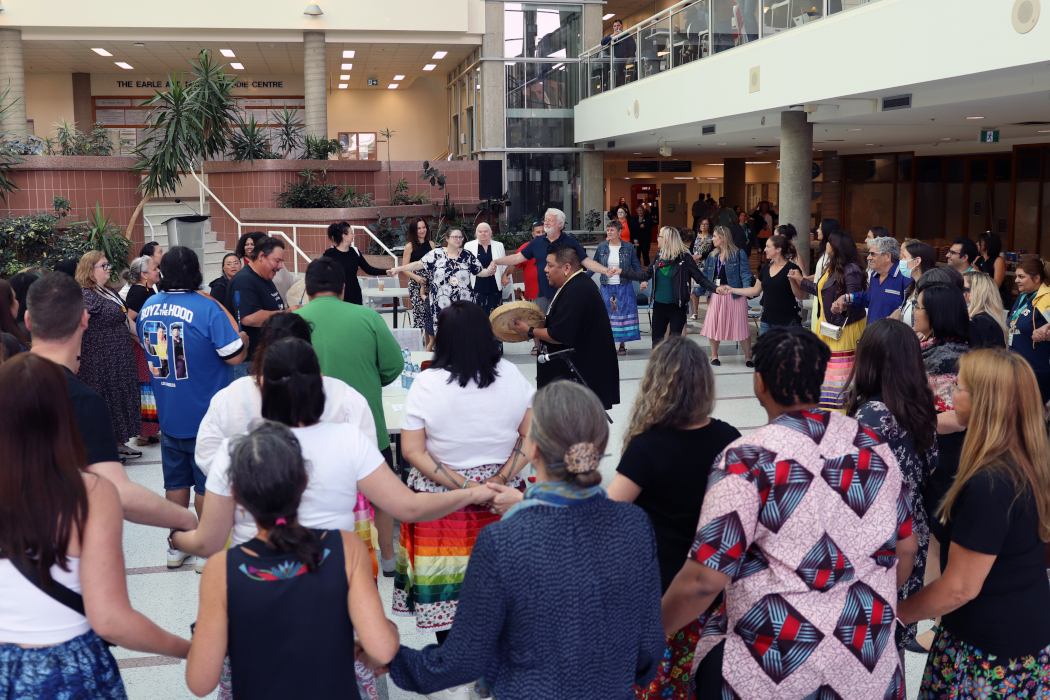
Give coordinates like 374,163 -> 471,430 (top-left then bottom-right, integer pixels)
115,303 -> 931,700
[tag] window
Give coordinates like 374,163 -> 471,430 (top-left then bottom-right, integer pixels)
338,132 -> 377,160
507,152 -> 580,229
505,4 -> 582,59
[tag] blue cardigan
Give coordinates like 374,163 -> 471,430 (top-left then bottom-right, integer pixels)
389,496 -> 665,700
701,249 -> 754,299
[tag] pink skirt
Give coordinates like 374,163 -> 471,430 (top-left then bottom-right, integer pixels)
700,293 -> 750,341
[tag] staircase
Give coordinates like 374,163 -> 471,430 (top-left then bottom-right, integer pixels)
142,200 -> 231,284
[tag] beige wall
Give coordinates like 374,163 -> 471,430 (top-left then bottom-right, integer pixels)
25,73 -> 74,136
327,75 -> 448,161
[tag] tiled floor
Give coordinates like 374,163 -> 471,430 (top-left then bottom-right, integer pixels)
116,296 -> 931,700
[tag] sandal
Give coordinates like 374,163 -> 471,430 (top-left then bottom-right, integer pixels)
136,436 -> 160,446
617,344 -> 627,356
530,346 -> 540,356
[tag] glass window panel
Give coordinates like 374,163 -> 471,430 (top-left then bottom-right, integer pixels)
1014,181 -> 1040,254
507,152 -> 580,229
845,183 -> 894,236
1041,184 -> 1050,257
969,159 -> 989,182
945,183 -> 964,238
637,14 -> 672,78
505,63 -> 526,109
914,183 -> 943,239
505,6 -> 525,58
994,157 -> 1012,181
916,157 -> 943,183
763,0 -> 823,36
895,183 -> 911,239
1016,147 -> 1041,179
992,182 -> 1011,237
711,0 -> 758,53
898,153 -> 912,182
506,62 -> 577,147
945,159 -> 965,182
968,182 -> 990,237
673,0 -> 709,66
524,5 -> 581,59
846,156 -> 895,182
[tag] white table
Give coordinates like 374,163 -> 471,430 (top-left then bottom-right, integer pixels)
360,286 -> 411,328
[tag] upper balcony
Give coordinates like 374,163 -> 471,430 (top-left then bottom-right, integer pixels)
578,0 -> 878,101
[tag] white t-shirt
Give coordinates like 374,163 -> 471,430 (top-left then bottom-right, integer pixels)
205,422 -> 385,546
401,359 -> 535,471
607,245 -> 621,285
195,375 -> 376,475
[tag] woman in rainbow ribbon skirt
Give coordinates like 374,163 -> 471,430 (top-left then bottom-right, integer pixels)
392,301 -> 534,697
594,219 -> 644,355
787,229 -> 867,412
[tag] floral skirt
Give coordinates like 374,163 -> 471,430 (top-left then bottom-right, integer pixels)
918,624 -> 1050,699
392,463 -> 524,632
132,340 -> 160,438
635,614 -> 706,700
408,279 -> 431,334
0,630 -> 126,699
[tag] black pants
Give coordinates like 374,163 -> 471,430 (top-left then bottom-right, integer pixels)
475,292 -> 504,354
637,237 -> 652,267
651,301 -> 686,347
693,639 -> 725,698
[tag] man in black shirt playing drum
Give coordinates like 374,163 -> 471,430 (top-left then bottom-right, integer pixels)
511,239 -> 620,409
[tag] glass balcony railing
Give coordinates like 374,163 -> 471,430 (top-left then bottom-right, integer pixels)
579,0 -> 879,100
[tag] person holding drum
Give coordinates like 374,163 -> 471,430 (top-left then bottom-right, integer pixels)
387,227 -> 498,338
594,220 -> 643,355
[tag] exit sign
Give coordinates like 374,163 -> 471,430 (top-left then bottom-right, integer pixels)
367,78 -> 378,86
981,129 -> 1000,143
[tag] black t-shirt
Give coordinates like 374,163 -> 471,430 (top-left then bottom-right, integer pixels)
64,367 -> 120,466
758,261 -> 801,325
125,284 -> 155,314
940,467 -> 1050,658
616,420 -> 742,593
321,246 -> 387,306
225,264 -> 285,361
969,311 -> 1006,349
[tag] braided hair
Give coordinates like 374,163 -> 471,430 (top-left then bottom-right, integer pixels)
752,326 -> 830,407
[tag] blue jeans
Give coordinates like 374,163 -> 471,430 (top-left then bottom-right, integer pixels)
759,318 -> 801,335
232,361 -> 251,380
161,434 -> 206,495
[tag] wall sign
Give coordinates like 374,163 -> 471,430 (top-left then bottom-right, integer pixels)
91,74 -> 304,96
981,130 -> 1000,143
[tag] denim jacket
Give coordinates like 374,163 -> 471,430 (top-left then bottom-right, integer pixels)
594,240 -> 642,285
701,249 -> 754,299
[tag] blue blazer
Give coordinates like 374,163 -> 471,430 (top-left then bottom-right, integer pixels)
594,240 -> 643,285
701,249 -> 754,299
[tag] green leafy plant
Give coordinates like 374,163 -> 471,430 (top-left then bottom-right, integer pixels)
410,192 -> 431,205
129,50 -> 240,237
50,120 -> 115,156
272,106 -> 305,157
343,185 -> 374,208
390,178 -> 411,205
584,208 -> 602,232
301,135 -> 340,160
78,203 -> 132,280
419,160 -> 447,190
3,133 -> 46,156
379,127 -> 395,203
229,116 -> 278,163
367,210 -> 411,254
275,168 -> 344,209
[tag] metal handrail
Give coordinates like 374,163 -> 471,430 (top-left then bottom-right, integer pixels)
185,165 -> 399,275
579,0 -> 694,59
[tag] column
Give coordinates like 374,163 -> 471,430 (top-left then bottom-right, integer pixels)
0,29 -> 27,136
820,150 -> 843,230
779,110 -> 814,272
303,31 -> 327,139
72,73 -> 92,131
723,158 -> 746,210
580,4 -> 604,224
479,2 -> 504,162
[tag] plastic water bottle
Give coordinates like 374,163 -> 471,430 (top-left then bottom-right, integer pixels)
401,347 -> 413,389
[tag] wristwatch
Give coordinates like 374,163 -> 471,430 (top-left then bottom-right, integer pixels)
527,326 -> 535,338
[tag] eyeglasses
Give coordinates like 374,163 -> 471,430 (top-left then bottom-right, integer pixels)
950,383 -> 970,397
945,250 -> 960,257
94,262 -> 112,271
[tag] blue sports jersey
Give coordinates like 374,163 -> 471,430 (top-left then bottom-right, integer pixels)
137,291 -> 244,439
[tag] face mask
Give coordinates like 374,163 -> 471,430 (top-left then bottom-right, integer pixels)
898,259 -> 912,276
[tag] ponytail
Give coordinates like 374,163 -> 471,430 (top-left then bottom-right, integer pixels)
259,338 -> 325,426
264,517 -> 322,571
769,234 -> 796,262
1019,257 -> 1050,286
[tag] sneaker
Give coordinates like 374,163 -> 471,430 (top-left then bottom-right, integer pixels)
117,445 -> 142,459
745,360 -> 755,368
711,358 -> 721,366
195,556 -> 207,574
425,685 -> 472,700
167,548 -> 190,569
381,555 -> 396,578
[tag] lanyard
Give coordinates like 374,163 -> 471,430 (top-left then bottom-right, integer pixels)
548,269 -> 585,315
1010,293 -> 1034,329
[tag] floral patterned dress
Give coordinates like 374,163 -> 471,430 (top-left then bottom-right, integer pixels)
854,400 -> 938,650
78,286 -> 141,444
417,247 -> 483,337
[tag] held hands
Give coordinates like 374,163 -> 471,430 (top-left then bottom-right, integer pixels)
486,483 -> 525,515
464,481 -> 501,505
1034,327 -> 1050,343
640,281 -> 648,291
716,285 -> 732,296
786,269 -> 803,284
354,640 -> 390,675
387,267 -> 399,277
831,294 -> 848,315
606,266 -> 622,277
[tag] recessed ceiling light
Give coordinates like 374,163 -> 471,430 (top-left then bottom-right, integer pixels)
705,163 -> 723,166
848,128 -> 862,131
423,64 -> 436,71
966,116 -> 984,120
338,83 -> 348,89
746,161 -> 771,164
92,48 -> 112,56
1039,129 -> 1050,133
220,49 -> 236,58
339,74 -> 350,80
341,63 -> 352,70
432,51 -> 447,59
866,143 -> 876,146
706,177 -> 719,180
673,177 -> 693,179
231,63 -> 244,70
343,50 -> 355,58
940,138 -> 952,141
633,152 -> 642,154
603,12 -> 615,19
393,75 -> 404,81
115,62 -> 133,70
133,43 -> 145,48
388,83 -> 399,89
717,142 -> 727,146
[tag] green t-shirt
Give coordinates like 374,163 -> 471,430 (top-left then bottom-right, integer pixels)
294,296 -> 404,449
655,263 -> 676,304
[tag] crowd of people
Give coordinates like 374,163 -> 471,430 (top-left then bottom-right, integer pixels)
1,204 -> 1050,700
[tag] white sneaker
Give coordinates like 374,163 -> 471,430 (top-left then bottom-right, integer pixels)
425,684 -> 472,700
167,548 -> 190,568
195,556 -> 207,574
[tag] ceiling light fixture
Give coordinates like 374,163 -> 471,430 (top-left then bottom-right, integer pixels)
339,74 -> 350,80
338,83 -> 348,89
746,161 -> 771,164
966,116 -> 984,120
706,177 -> 719,180
304,3 -> 323,15
393,75 -> 404,81
940,137 -> 952,141
220,49 -> 236,58
705,163 -> 723,166
432,51 -> 447,59
717,142 -> 727,146
388,83 -> 399,89
1039,129 -> 1050,133
423,64 -> 436,71
865,143 -> 876,146
848,128 -> 862,131
231,63 -> 244,70
133,43 -> 145,48
603,12 -> 615,19
343,50 -> 355,58
115,62 -> 134,70
92,48 -> 112,56
673,177 -> 693,179
341,63 -> 352,70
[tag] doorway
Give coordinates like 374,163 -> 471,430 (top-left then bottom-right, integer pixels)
660,184 -> 687,228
